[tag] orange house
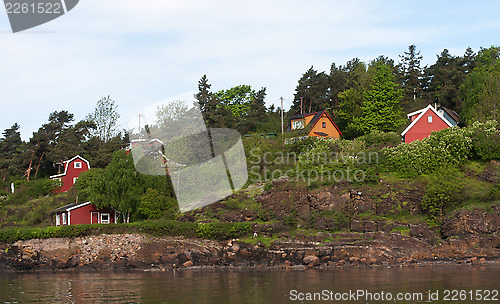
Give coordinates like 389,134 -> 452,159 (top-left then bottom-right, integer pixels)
289,110 -> 342,138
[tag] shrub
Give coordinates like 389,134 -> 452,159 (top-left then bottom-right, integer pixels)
383,126 -> 473,178
470,121 -> 500,161
358,130 -> 401,148
421,166 -> 464,225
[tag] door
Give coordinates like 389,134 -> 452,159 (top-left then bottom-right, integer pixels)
91,212 -> 99,224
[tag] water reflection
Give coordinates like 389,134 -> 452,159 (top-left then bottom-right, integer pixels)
0,267 -> 498,303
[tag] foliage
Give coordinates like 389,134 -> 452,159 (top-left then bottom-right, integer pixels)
138,188 -> 178,220
0,220 -> 252,243
87,96 -> 120,143
470,121 -> 500,160
357,130 -> 401,148
354,62 -> 405,134
383,126 -> 473,178
421,166 -> 464,225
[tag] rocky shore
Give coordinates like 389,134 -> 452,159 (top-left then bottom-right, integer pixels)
0,228 -> 499,272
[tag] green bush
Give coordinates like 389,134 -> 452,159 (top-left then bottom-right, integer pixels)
421,166 -> 465,225
383,126 -> 472,178
358,130 -> 401,148
0,220 -> 253,243
470,124 -> 500,161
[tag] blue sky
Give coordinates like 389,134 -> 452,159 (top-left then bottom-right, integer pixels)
0,0 -> 499,140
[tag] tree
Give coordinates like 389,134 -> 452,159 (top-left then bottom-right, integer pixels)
214,85 -> 257,118
399,45 -> 423,103
424,49 -> 466,111
329,62 -> 347,111
195,75 -> 234,129
335,58 -> 368,139
238,87 -> 268,133
0,123 -> 25,177
77,150 -> 144,223
354,62 -> 405,134
87,96 -> 120,142
0,123 -> 23,160
461,46 -> 500,124
292,67 -> 330,115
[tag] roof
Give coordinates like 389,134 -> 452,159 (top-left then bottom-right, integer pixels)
49,155 -> 90,179
290,112 -> 318,120
401,104 -> 454,136
407,105 -> 460,124
54,201 -> 91,212
289,110 -> 342,136
439,106 -> 460,124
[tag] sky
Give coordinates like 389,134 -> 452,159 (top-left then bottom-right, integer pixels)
0,0 -> 499,140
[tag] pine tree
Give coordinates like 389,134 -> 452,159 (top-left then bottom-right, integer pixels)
292,67 -> 330,115
399,45 -> 423,103
424,49 -> 466,111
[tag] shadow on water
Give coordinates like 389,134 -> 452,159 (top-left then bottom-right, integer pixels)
0,267 -> 499,303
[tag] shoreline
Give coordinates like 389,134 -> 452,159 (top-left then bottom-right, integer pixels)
1,232 -> 499,273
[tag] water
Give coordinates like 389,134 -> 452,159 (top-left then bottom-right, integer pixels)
0,267 -> 499,303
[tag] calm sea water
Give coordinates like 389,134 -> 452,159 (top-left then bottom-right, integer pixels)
0,267 -> 499,303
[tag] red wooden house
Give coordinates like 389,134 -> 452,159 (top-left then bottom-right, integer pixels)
49,155 -> 90,193
55,201 -> 118,226
401,104 -> 459,143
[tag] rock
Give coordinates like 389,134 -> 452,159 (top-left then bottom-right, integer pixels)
441,209 -> 500,238
183,260 -> 193,267
349,257 -> 360,264
291,265 -> 307,270
303,255 -> 320,267
470,257 -> 478,265
479,258 -> 486,264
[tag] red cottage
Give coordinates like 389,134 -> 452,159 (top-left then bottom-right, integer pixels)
401,104 -> 459,143
50,155 -> 90,193
55,202 -> 118,226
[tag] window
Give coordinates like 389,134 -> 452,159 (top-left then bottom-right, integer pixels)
428,115 -> 432,123
322,122 -> 326,128
292,120 -> 305,130
56,214 -> 60,226
101,213 -> 110,224
62,213 -> 67,225
73,177 -> 78,184
74,162 -> 82,168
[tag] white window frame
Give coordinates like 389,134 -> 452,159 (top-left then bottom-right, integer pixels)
62,213 -> 67,225
74,161 -> 82,169
56,214 -> 60,226
292,120 -> 305,130
428,115 -> 433,123
100,213 -> 110,224
73,177 -> 78,184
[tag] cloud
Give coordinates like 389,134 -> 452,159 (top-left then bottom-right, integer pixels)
0,0 -> 499,139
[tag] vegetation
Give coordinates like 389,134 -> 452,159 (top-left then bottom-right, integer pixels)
0,45 -> 499,242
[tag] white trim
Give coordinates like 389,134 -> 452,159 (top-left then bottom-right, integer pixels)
56,214 -> 60,226
49,155 -> 91,179
401,105 -> 454,136
74,161 -> 82,169
100,213 -> 110,224
68,210 -> 71,225
407,108 -> 425,119
66,201 -> 92,212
